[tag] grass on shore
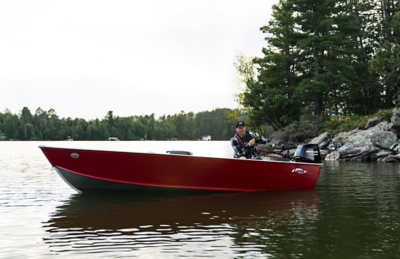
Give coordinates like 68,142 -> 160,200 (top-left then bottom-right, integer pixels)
323,109 -> 393,134
269,109 -> 395,143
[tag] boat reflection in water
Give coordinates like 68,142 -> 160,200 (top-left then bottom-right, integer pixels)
43,190 -> 320,257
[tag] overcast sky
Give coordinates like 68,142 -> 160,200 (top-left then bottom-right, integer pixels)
0,0 -> 277,120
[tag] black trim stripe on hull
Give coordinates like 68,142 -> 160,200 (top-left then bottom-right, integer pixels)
55,167 -> 225,194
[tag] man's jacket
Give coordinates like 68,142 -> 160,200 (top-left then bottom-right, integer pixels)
231,131 -> 260,159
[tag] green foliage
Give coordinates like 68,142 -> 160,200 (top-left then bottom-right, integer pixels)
375,109 -> 394,122
370,39 -> 400,107
322,109 -> 393,133
324,116 -> 368,134
236,0 -> 399,131
0,107 -> 238,141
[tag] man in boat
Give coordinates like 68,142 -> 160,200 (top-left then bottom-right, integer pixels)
231,121 -> 266,160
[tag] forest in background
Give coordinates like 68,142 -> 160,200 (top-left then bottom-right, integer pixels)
235,0 -> 400,130
0,107 -> 239,141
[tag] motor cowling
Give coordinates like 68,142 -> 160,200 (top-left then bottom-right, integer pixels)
292,144 -> 321,163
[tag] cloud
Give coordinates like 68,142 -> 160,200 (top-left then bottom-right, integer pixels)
0,0 -> 276,120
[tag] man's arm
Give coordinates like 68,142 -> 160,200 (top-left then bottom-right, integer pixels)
231,137 -> 247,159
252,132 -> 267,144
248,132 -> 256,147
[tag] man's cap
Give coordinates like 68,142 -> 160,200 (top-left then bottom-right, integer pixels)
236,121 -> 246,128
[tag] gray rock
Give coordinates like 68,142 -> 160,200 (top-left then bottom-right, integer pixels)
288,149 -> 297,157
349,155 -> 370,161
328,143 -> 336,151
332,121 -> 391,147
325,151 -> 340,160
255,144 -> 274,154
339,154 -> 369,161
372,121 -> 391,131
393,144 -> 400,154
338,144 -> 380,158
371,131 -> 398,149
282,143 -> 296,150
332,128 -> 362,145
308,132 -> 330,149
309,132 -> 329,145
330,141 -> 342,150
318,140 -> 329,149
390,143 -> 398,150
382,155 -> 399,162
269,130 -> 289,145
320,149 -> 329,158
370,149 -> 395,161
391,108 -> 400,132
365,117 -> 381,128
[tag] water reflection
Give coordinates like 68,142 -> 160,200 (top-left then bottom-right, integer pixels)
43,190 -> 320,257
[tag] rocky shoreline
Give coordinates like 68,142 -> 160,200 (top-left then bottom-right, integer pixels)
256,108 -> 400,162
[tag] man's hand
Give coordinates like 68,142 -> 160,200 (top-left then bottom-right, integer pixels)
248,139 -> 256,146
240,156 -> 246,159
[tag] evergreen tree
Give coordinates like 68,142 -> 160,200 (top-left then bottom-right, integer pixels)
370,10 -> 400,106
242,0 -> 302,129
20,107 -> 33,124
238,0 -> 381,128
86,125 -> 94,140
110,126 -> 123,140
97,123 -> 109,140
290,0 -> 362,116
17,124 -> 27,140
4,112 -> 18,139
126,128 -> 134,140
26,123 -> 35,139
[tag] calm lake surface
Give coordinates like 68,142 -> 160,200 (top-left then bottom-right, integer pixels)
1,141 -> 400,259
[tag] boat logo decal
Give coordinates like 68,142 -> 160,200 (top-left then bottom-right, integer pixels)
71,153 -> 79,159
292,168 -> 307,174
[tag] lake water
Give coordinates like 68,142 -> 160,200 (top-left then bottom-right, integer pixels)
1,141 -> 400,258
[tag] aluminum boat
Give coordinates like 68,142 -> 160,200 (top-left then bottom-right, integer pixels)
39,145 -> 322,193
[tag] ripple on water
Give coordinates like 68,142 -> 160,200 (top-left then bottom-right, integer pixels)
38,190 -> 321,258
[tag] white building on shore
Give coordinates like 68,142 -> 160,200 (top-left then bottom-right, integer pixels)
202,135 -> 211,141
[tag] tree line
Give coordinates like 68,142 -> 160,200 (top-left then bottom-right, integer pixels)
0,107 -> 238,141
237,0 -> 400,130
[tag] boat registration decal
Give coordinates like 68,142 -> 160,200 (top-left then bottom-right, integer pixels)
292,168 -> 307,174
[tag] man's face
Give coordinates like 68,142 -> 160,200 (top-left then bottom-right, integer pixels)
236,126 -> 246,136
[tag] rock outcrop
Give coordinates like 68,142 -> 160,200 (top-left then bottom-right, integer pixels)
371,131 -> 398,149
309,132 -> 330,149
256,108 -> 400,162
365,117 -> 380,128
390,108 -> 400,132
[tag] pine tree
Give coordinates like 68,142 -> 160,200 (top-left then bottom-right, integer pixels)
242,0 -> 302,130
289,0 -> 362,116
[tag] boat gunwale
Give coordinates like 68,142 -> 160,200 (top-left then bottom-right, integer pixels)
38,145 -> 323,167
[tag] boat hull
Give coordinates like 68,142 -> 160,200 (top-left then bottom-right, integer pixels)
40,146 -> 322,193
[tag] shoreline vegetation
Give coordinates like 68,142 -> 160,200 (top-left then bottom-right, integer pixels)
256,108 -> 400,162
232,1 -> 400,132
230,0 -> 400,162
0,107 -> 239,141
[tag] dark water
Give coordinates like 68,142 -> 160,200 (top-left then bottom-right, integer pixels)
1,142 -> 400,258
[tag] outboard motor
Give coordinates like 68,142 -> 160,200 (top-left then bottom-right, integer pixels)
292,144 -> 321,163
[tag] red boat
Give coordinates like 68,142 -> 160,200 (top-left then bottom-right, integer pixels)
39,144 -> 322,193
